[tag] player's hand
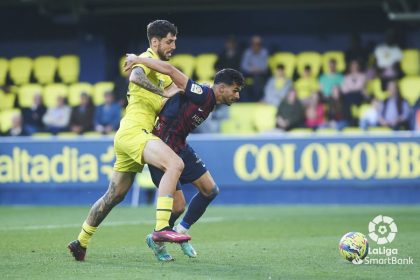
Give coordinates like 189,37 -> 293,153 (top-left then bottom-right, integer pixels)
124,54 -> 139,72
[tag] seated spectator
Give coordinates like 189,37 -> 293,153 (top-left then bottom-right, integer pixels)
261,64 -> 292,107
305,92 -> 326,129
69,92 -> 95,134
275,89 -> 305,131
359,99 -> 381,130
215,36 -> 242,71
22,93 -> 46,135
378,80 -> 410,130
95,91 -> 121,134
374,29 -> 403,88
341,60 -> 367,124
319,59 -> 344,98
42,96 -> 71,134
410,97 -> 420,131
326,86 -> 348,131
294,65 -> 319,105
240,35 -> 269,102
7,113 -> 28,136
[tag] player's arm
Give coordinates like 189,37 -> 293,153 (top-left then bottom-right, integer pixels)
125,54 -> 189,91
129,67 -> 165,97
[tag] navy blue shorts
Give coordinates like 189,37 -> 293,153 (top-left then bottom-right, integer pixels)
149,144 -> 208,190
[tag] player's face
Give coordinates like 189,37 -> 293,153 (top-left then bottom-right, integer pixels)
157,33 -> 177,61
222,83 -> 241,106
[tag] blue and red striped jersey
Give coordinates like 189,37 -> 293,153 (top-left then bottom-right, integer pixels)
153,79 -> 216,153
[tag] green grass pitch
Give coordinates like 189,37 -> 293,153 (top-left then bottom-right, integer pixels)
1,205 -> 419,279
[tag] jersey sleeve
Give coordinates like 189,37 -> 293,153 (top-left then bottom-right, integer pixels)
184,79 -> 209,104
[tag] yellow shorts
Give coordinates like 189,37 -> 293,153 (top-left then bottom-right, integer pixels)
113,120 -> 159,173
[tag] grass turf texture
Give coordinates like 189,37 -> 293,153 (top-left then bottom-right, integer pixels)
0,206 -> 419,279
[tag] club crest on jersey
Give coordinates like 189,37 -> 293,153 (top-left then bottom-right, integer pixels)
190,83 -> 203,94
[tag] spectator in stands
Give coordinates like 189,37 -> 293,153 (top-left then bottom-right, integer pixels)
215,36 -> 242,71
240,35 -> 269,101
341,60 -> 367,124
374,29 -> 403,88
22,93 -> 46,135
94,91 -> 121,134
319,58 -> 343,97
294,65 -> 319,105
359,99 -> 381,130
409,97 -> 420,131
261,64 -> 292,107
345,34 -> 369,69
305,92 -> 326,129
7,113 -> 28,136
42,96 -> 71,134
69,92 -> 95,134
325,86 -> 348,130
275,89 -> 305,131
378,80 -> 410,130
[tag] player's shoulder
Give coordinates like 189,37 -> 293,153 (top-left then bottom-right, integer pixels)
186,79 -> 210,95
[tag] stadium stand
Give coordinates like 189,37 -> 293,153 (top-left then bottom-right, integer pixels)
57,55 -> 80,84
33,56 -> 58,84
9,56 -> 33,85
268,52 -> 296,78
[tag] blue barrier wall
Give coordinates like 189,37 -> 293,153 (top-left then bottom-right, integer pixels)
0,133 -> 419,205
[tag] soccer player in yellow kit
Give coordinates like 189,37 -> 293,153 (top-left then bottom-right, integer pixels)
68,20 -> 190,262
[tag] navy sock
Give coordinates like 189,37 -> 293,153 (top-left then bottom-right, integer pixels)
180,188 -> 218,229
168,212 -> 182,228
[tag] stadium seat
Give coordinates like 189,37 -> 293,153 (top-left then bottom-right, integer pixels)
0,109 -> 21,133
33,56 -> 58,84
31,132 -> 53,138
195,53 -> 217,81
83,131 -> 103,137
254,103 -> 277,132
401,49 -> 420,76
0,90 -> 16,111
68,82 -> 93,106
93,82 -> 114,106
9,56 -> 33,85
368,126 -> 393,133
296,51 -> 322,77
18,84 -> 43,108
220,119 -> 255,134
268,52 -> 296,78
342,127 -> 364,134
57,132 -> 79,138
399,76 -> 420,106
316,127 -> 337,134
220,103 -> 258,134
170,54 -> 195,77
42,83 -> 68,108
367,79 -> 388,100
322,51 -> 346,73
0,58 -> 8,86
294,77 -> 319,100
288,128 -> 313,134
58,55 -> 80,83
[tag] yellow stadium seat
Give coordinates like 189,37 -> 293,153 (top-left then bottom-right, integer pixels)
195,53 -> 217,81
42,83 -> 68,108
57,132 -> 79,138
296,51 -> 322,77
399,76 -> 420,106
367,79 -> 389,101
322,51 -> 346,73
170,54 -> 195,77
254,103 -> 277,132
31,132 -> 53,138
342,127 -> 364,134
288,128 -> 313,134
0,109 -> 20,133
316,128 -> 337,134
83,131 -> 103,137
9,56 -> 33,85
68,82 -> 93,106
368,126 -> 393,133
401,49 -> 420,76
268,52 -> 296,78
93,82 -> 114,106
0,58 -> 8,86
58,55 -> 80,83
220,103 -> 259,134
220,119 -> 255,134
18,84 -> 43,108
0,90 -> 16,111
33,56 -> 58,84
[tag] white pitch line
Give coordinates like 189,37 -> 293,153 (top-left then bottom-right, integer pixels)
0,217 -> 226,231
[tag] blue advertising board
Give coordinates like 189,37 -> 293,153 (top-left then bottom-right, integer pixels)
0,133 -> 419,204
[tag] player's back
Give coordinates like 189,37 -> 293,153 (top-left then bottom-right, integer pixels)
122,48 -> 172,132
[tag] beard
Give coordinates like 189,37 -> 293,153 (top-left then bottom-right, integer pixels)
157,46 -> 170,61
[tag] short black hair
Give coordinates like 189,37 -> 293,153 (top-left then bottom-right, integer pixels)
276,64 -> 285,70
214,68 -> 245,88
304,65 -> 312,71
147,20 -> 178,42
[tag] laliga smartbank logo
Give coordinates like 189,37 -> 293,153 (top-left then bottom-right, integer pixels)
354,215 -> 414,265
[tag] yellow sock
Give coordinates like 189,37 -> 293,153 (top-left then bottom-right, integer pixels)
77,221 -> 97,248
155,196 -> 173,231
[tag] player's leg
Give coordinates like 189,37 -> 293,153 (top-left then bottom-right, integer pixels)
68,171 -> 136,261
142,139 -> 190,242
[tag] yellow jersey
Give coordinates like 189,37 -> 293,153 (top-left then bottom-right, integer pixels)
123,48 -> 173,131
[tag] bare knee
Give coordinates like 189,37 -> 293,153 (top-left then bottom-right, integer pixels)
201,185 -> 220,199
166,156 -> 184,174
